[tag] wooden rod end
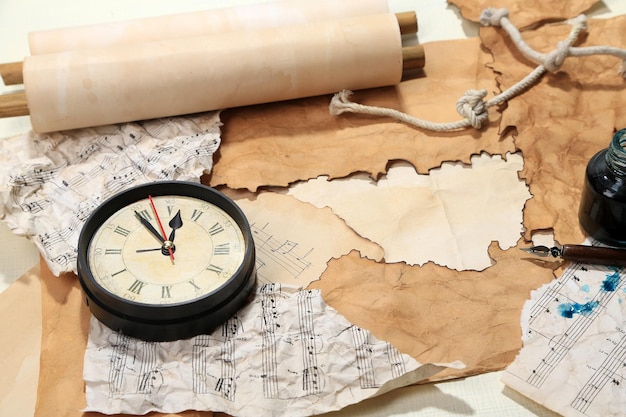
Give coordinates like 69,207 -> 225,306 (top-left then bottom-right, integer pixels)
396,11 -> 418,35
0,91 -> 29,118
0,61 -> 24,86
402,45 -> 425,71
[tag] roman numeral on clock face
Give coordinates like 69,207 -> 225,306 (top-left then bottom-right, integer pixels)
207,264 -> 224,274
213,243 -> 230,255
128,279 -> 147,294
209,222 -> 224,235
191,209 -> 204,222
114,226 -> 131,236
161,286 -> 172,298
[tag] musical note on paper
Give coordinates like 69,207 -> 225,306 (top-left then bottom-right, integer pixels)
252,223 -> 312,284
502,248 -> 626,417
0,112 -> 223,276
83,284 -> 464,417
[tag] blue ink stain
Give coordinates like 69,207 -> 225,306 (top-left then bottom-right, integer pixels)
580,284 -> 590,293
602,272 -> 620,292
558,301 -> 600,318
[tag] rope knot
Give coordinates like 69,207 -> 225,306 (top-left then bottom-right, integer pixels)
456,89 -> 489,129
543,40 -> 571,72
329,90 -> 354,115
479,8 -> 509,27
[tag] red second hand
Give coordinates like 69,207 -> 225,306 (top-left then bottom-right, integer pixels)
148,195 -> 174,261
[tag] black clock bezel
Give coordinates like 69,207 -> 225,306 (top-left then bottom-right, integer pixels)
77,180 -> 256,342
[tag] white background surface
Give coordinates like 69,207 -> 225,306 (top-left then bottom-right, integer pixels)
0,1 -> 624,416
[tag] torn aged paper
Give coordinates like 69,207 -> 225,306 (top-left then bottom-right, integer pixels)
83,283 -> 464,416
481,15 -> 626,245
288,153 -> 531,271
0,112 -> 222,277
234,191 -> 384,287
309,246 -> 557,382
502,252 -> 626,417
449,0 -> 598,29
212,38 -> 514,192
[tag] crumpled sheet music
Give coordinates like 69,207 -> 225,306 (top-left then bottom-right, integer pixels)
502,254 -> 626,417
0,112 -> 222,276
84,283 -> 463,416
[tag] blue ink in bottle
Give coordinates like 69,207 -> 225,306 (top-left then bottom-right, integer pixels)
579,129 -> 626,246
558,301 -> 600,318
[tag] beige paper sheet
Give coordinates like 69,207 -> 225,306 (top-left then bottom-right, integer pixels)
287,155 -> 531,271
481,16 -> 626,245
24,13 -> 402,133
449,0 -> 598,29
28,0 -> 389,54
211,38 -> 515,191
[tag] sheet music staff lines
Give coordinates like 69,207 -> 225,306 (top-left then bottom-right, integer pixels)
298,290 -> 322,395
109,333 -> 132,396
136,342 -> 159,395
527,272 -> 571,327
571,334 -> 626,414
351,326 -> 378,389
260,283 -> 280,399
192,335 -> 211,394
216,316 -> 241,401
387,343 -> 408,379
252,223 -> 312,283
527,268 -> 622,388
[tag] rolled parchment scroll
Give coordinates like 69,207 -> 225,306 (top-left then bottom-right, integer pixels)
22,13 -> 412,132
28,0 -> 391,55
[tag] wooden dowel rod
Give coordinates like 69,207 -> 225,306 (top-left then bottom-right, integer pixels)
0,61 -> 23,86
402,45 -> 425,71
396,11 -> 418,35
0,91 -> 29,117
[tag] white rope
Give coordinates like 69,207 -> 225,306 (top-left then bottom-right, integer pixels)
329,8 -> 626,132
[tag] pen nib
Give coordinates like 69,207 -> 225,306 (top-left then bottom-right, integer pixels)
520,245 -> 562,258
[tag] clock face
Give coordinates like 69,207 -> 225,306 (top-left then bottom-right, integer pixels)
87,194 -> 246,305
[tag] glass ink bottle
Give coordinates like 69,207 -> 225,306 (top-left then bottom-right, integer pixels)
579,128 -> 626,246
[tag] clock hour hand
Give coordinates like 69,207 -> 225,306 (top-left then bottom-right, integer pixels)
134,211 -> 165,243
168,210 -> 183,242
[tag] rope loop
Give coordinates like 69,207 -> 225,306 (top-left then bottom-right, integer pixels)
456,89 -> 489,129
479,8 -> 509,27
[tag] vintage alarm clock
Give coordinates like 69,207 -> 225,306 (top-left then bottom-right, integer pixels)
77,181 -> 256,341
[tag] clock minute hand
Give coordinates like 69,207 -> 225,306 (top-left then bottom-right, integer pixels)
134,211 -> 165,243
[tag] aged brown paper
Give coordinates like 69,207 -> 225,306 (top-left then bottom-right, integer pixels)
449,0 -> 598,29
210,38 -> 515,191
309,245 -> 556,381
0,266 -> 41,417
481,16 -> 626,245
